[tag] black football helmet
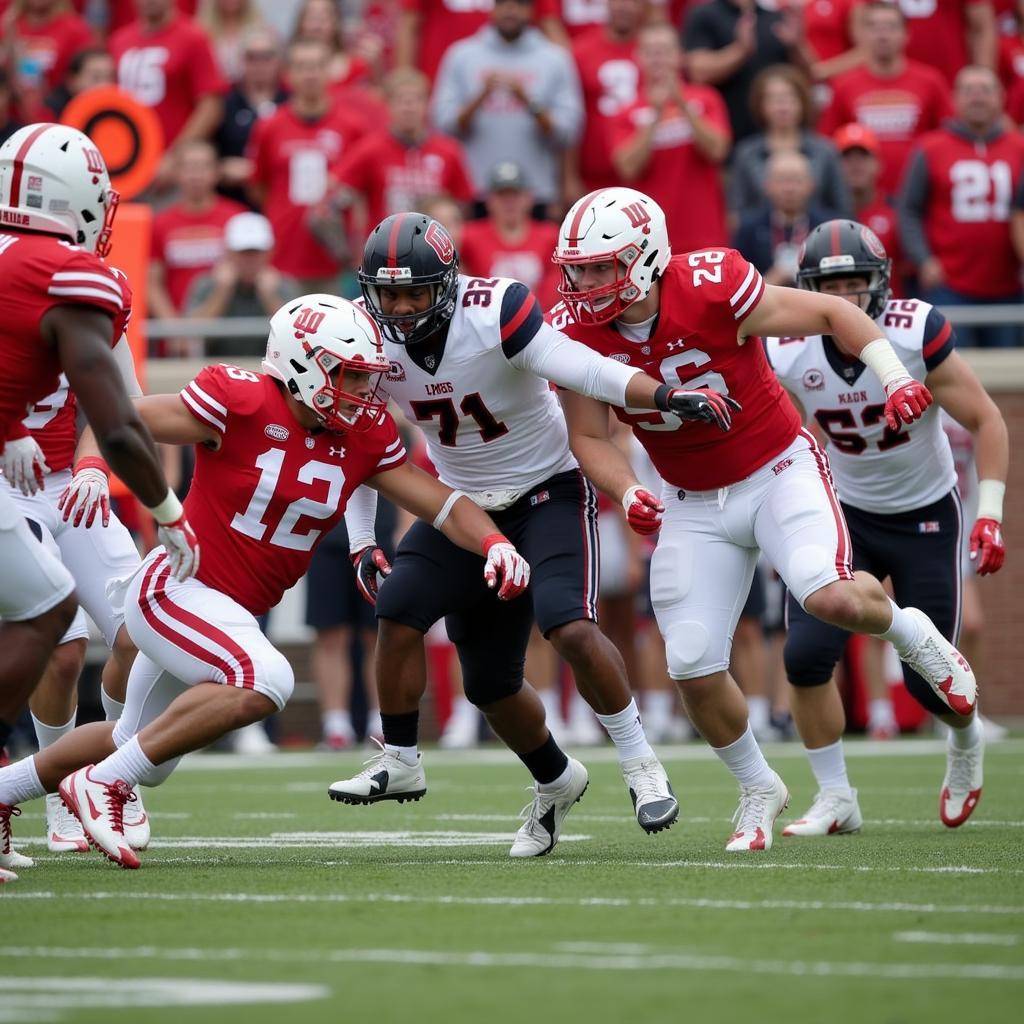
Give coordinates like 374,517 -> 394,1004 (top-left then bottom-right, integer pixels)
796,219 -> 892,319
358,212 -> 460,345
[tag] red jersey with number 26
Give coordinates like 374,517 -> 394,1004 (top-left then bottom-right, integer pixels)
178,365 -> 406,616
551,250 -> 801,490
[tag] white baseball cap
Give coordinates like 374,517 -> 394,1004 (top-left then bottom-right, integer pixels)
225,211 -> 274,252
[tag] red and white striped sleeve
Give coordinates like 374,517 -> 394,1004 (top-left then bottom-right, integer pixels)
373,417 -> 407,472
48,250 -> 125,318
724,250 -> 766,323
179,366 -> 229,436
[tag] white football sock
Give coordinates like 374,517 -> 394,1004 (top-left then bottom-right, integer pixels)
31,709 -> 76,751
596,698 -> 653,762
875,600 -> 921,654
644,689 -> 675,721
0,755 -> 46,806
868,698 -> 896,730
805,739 -> 852,794
322,710 -> 353,739
949,713 -> 982,750
538,761 -> 572,793
539,688 -> 564,723
747,696 -> 771,735
384,744 -> 419,767
100,687 -> 125,723
92,735 -> 156,788
712,725 -> 775,788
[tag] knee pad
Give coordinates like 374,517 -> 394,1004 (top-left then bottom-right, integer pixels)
257,647 -> 294,710
783,625 -> 842,688
663,620 -> 712,679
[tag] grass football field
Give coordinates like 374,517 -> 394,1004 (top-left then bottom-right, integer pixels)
2,737 -> 1022,1024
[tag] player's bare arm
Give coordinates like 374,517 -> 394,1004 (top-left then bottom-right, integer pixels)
369,461 -> 530,600
741,285 -> 933,431
927,351 -> 1009,575
560,390 -> 664,537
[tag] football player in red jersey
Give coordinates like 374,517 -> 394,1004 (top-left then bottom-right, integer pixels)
551,187 -> 978,852
0,295 -> 532,870
0,125 -> 197,880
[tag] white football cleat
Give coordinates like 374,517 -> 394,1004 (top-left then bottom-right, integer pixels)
0,801 -> 33,869
510,757 -> 589,858
123,786 -> 151,851
328,743 -> 426,805
58,767 -> 140,869
46,792 -> 88,853
940,726 -> 984,828
900,609 -> 977,716
783,788 -> 863,837
0,867 -> 15,883
620,755 -> 679,834
725,771 -> 790,852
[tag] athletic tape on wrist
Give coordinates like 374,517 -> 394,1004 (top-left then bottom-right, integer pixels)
147,489 -> 184,525
977,479 -> 1005,523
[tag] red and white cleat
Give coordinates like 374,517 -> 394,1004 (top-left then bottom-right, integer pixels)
58,767 -> 140,869
783,789 -> 863,837
725,772 -> 789,852
900,609 -> 977,716
940,728 -> 984,828
46,792 -> 89,853
122,786 -> 151,851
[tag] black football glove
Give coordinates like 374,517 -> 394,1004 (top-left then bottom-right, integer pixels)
350,545 -> 392,606
656,386 -> 742,432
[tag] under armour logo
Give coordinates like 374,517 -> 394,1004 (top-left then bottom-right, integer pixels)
329,446 -> 346,458
621,201 -> 651,233
293,307 -> 326,338
667,339 -> 687,351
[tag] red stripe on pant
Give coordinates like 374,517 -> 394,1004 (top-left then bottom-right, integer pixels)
139,557 -> 256,689
801,430 -> 854,582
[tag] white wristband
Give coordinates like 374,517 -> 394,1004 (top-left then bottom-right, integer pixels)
621,485 -> 642,514
858,337 -> 911,391
433,490 -> 467,530
147,489 -> 183,525
977,479 -> 1005,523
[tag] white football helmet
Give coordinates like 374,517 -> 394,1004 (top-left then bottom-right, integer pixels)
263,295 -> 390,434
0,123 -> 119,256
553,187 -> 671,325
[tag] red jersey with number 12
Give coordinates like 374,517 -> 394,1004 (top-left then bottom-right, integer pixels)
550,250 -> 801,490
178,365 -> 406,615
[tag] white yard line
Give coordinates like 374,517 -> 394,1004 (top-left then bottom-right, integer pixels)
5,890 -> 1024,917
893,931 -> 1019,946
0,945 -> 1020,982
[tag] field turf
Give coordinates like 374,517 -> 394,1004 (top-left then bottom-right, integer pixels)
2,737 -> 1022,1024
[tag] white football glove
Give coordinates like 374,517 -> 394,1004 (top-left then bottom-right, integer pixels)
1,435 -> 49,496
482,534 -> 530,600
58,457 -> 111,528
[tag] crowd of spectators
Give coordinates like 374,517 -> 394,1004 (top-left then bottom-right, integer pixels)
2,0 -> 1024,348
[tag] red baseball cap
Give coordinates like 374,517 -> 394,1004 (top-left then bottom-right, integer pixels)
834,123 -> 881,156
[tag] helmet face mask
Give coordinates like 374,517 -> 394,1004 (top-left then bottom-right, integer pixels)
0,124 -> 120,255
359,214 -> 459,345
554,187 -> 671,325
263,295 -> 391,434
796,219 -> 892,320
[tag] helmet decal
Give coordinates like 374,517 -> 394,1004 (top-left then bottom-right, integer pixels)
423,221 -> 455,264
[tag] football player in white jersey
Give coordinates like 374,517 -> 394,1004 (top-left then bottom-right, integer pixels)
766,220 -> 1008,835
328,212 -> 739,854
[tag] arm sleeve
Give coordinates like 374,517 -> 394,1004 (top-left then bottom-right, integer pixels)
921,306 -> 957,371
179,365 -> 230,436
508,319 -> 641,407
344,484 -> 379,552
111,335 -> 143,399
897,148 -> 933,266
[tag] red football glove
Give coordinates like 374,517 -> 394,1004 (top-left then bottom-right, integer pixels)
622,485 -> 664,536
970,518 -> 1005,575
883,377 -> 933,431
350,545 -> 392,606
482,534 -> 530,601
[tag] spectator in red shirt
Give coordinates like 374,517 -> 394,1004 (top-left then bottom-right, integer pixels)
328,67 -> 475,237
798,0 -> 865,81
834,121 -> 904,293
44,45 -> 114,118
109,0 -> 227,189
610,21 -> 731,254
395,0 -> 494,83
998,0 -> 1024,118
246,38 -> 368,291
820,1 -> 953,197
899,64 -> 1024,346
897,0 -> 997,86
460,161 -> 561,308
149,138 -> 247,344
8,0 -> 94,95
567,0 -> 645,198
